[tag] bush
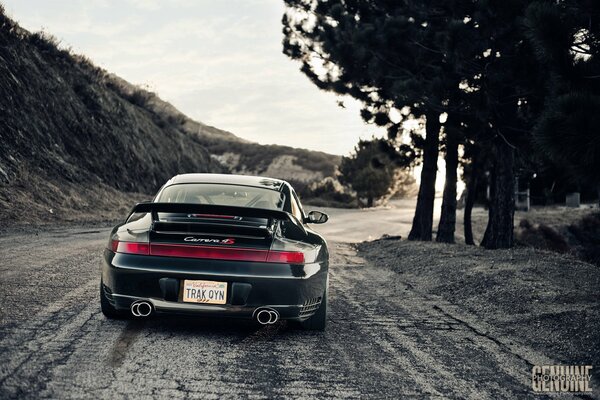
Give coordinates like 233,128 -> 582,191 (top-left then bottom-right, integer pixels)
567,212 -> 600,266
340,138 -> 410,207
516,219 -> 570,253
516,213 -> 600,267
28,31 -> 61,53
289,178 -> 358,208
127,89 -> 154,108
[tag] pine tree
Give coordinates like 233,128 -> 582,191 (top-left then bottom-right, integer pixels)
525,0 -> 600,204
456,1 -> 546,249
282,0 -> 582,249
283,0 -> 469,241
436,119 -> 460,243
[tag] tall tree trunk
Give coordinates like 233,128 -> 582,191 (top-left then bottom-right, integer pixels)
481,138 -> 515,249
408,112 -> 440,241
436,127 -> 459,243
464,155 -> 479,246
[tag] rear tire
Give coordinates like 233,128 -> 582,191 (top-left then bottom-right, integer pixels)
100,282 -> 127,319
299,285 -> 328,331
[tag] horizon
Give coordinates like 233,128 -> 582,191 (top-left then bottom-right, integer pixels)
2,0 -> 387,156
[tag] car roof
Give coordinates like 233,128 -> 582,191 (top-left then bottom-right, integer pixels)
166,173 -> 287,191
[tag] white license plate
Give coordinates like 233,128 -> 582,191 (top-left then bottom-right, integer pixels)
182,280 -> 227,304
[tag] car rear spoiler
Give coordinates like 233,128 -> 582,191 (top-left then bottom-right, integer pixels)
126,202 -> 295,223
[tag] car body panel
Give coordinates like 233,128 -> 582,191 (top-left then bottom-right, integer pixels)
101,174 -> 329,322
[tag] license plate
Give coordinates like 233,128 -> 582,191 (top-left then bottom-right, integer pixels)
182,280 -> 227,304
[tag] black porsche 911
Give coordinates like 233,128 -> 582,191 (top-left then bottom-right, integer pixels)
100,173 -> 330,330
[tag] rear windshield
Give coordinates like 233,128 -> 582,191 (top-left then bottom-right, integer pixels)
156,183 -> 286,211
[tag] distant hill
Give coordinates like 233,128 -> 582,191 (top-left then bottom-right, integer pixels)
107,74 -> 340,181
0,8 -> 340,226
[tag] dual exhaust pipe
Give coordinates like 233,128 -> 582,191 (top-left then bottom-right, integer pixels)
130,301 -> 279,324
130,301 -> 153,317
254,308 -> 279,325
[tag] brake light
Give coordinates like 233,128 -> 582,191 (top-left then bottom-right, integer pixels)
151,244 -> 268,262
112,240 -> 150,255
266,251 -> 305,264
110,240 -> 305,263
190,214 -> 237,219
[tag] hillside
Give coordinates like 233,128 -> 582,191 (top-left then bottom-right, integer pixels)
107,74 -> 340,181
0,8 -> 340,227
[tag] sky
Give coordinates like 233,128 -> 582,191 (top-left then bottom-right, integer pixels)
3,0 -> 387,156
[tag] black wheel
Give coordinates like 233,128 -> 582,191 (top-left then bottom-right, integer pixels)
100,282 -> 127,319
299,285 -> 328,331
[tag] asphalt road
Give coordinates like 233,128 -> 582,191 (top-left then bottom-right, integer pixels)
314,199 -> 440,243
0,221 -> 590,399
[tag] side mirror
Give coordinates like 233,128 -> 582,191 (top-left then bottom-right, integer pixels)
306,210 -> 328,224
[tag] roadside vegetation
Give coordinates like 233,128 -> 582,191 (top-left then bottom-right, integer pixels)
515,211 -> 600,266
292,178 -> 358,209
283,0 -> 600,249
339,138 -> 415,207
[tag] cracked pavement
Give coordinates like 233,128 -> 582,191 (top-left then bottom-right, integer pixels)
0,227 -> 596,399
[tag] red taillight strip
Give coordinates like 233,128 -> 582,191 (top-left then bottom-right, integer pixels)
115,241 -> 149,255
150,243 -> 269,262
112,241 -> 304,264
266,251 -> 305,264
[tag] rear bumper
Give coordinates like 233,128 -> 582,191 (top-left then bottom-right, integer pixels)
101,250 -> 328,320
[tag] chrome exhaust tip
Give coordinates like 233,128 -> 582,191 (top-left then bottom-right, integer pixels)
255,308 -> 279,325
131,301 -> 153,317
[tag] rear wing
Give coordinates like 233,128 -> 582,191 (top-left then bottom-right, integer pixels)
126,202 -> 294,223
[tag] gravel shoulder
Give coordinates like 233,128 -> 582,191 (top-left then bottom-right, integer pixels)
358,238 -> 600,369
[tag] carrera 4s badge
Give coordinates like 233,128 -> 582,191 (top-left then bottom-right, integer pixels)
183,237 -> 236,245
